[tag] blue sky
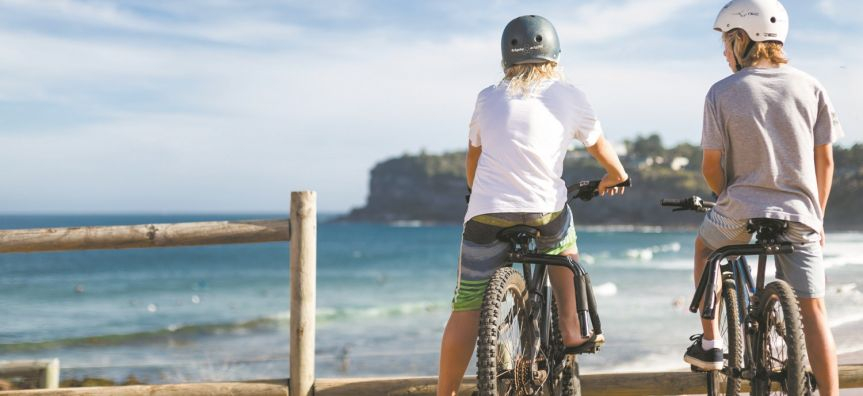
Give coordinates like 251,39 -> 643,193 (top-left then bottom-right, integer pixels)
0,0 -> 860,213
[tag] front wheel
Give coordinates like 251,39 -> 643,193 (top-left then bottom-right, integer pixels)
750,281 -> 806,395
476,267 -> 529,395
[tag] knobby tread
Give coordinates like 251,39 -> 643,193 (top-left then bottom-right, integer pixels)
752,280 -> 806,395
716,278 -> 743,396
476,267 -> 526,395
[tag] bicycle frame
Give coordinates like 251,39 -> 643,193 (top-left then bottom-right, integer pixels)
692,242 -> 800,385
690,242 -> 793,320
502,231 -> 602,369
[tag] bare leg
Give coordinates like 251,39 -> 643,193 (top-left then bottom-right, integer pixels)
694,236 -> 720,341
437,310 -> 480,396
548,249 -> 585,347
798,297 -> 838,396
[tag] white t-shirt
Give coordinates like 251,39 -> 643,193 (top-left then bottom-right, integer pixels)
465,79 -> 603,223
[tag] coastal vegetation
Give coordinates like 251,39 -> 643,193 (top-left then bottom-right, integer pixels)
343,135 -> 863,229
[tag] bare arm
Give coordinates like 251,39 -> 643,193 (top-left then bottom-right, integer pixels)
702,149 -> 725,196
814,143 -> 834,215
585,135 -> 628,195
466,143 -> 482,189
815,144 -> 834,247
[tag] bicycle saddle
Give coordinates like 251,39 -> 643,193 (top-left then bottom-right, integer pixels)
496,225 -> 541,242
747,218 -> 789,242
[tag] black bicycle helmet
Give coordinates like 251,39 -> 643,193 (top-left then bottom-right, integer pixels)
501,15 -> 561,68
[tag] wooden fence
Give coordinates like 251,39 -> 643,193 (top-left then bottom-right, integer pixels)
0,192 -> 315,396
0,360 -> 58,390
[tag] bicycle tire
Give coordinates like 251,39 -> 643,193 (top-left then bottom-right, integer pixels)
750,280 -> 806,395
550,299 -> 581,396
477,267 -> 528,396
556,356 -> 581,396
708,278 -> 743,396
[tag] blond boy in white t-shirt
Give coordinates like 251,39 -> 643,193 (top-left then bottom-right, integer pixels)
436,15 -> 629,396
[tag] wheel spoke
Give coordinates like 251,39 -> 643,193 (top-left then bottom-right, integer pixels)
753,282 -> 806,396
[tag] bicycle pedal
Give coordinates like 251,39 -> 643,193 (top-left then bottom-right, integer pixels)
563,334 -> 604,355
690,364 -> 712,373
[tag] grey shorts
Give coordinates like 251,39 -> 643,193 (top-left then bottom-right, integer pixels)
698,210 -> 825,298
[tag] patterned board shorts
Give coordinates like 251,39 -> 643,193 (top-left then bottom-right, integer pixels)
698,209 -> 825,298
451,205 -> 578,311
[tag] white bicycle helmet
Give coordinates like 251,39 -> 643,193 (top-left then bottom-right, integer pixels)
713,0 -> 789,44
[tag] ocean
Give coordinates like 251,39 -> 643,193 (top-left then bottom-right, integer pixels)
1,214 -> 862,384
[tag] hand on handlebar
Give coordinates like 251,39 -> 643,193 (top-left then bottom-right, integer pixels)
598,173 -> 629,197
570,178 -> 632,202
660,196 -> 715,212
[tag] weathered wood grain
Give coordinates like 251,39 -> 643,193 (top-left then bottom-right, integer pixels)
0,219 -> 289,253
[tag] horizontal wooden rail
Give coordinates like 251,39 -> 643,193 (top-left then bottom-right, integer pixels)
0,359 -> 59,389
0,383 -> 288,395
2,365 -> 861,395
0,219 -> 290,254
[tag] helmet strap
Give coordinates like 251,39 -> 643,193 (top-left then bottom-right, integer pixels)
732,39 -> 757,72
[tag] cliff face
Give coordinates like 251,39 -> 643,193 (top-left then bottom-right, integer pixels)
341,140 -> 863,229
343,152 -> 467,223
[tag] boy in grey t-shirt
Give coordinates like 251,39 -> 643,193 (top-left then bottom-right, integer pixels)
685,1 -> 843,394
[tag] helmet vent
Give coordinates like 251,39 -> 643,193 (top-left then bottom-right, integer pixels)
536,35 -> 543,42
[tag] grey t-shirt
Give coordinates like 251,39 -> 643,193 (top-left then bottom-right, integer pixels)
702,65 -> 844,232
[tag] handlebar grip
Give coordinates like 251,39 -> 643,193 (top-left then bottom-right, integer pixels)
613,179 -> 632,188
779,243 -> 795,254
660,199 -> 684,206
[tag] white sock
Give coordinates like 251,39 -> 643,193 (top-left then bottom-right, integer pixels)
702,338 -> 724,351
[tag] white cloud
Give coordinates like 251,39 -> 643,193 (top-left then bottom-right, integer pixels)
0,0 -> 859,212
815,0 -> 863,23
0,0 -> 303,46
556,0 -> 701,43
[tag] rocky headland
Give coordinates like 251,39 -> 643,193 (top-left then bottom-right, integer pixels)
341,135 -> 863,229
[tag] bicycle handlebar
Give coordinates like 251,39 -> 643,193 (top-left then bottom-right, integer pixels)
660,196 -> 715,212
467,178 -> 631,204
567,178 -> 631,202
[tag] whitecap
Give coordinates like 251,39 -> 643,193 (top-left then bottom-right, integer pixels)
593,282 -> 618,297
625,248 -> 653,261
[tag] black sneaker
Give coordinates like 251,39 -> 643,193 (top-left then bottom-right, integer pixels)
683,334 -> 723,371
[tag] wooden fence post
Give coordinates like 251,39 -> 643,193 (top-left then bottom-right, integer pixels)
290,191 -> 317,396
43,358 -> 59,389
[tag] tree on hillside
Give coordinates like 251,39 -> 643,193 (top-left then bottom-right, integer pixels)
625,134 -> 664,159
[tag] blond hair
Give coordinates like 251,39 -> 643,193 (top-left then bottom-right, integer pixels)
501,61 -> 563,97
723,28 -> 788,68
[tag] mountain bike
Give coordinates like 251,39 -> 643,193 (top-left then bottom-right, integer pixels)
661,196 -> 814,396
475,178 -> 630,396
